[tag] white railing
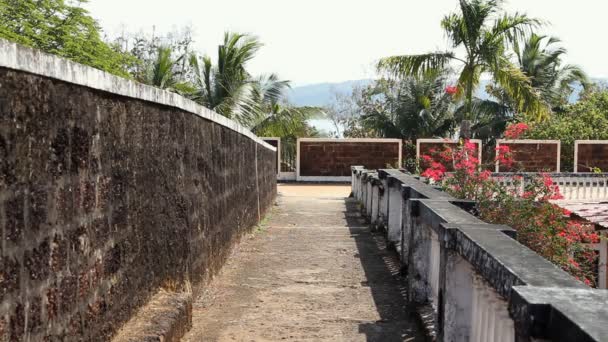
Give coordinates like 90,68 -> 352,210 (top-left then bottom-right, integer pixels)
492,173 -> 608,201
387,181 -> 403,248
471,275 -> 514,342
429,230 -> 441,309
350,166 -> 603,342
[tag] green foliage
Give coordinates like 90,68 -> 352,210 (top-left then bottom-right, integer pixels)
524,91 -> 608,171
0,0 -> 135,78
189,32 -> 315,138
353,73 -> 455,140
142,46 -> 196,95
378,0 -> 547,126
1,2 -> 317,142
507,34 -> 588,110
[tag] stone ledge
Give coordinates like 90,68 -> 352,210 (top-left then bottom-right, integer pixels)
112,290 -> 192,342
511,286 -> 608,342
0,38 -> 275,152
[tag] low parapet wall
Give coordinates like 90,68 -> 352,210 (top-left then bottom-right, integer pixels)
0,40 -> 276,341
352,166 -> 608,342
574,140 -> 608,173
496,139 -> 561,172
297,138 -> 401,182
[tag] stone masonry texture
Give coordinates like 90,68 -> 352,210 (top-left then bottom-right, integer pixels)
500,142 -> 558,172
577,143 -> 608,172
262,139 -> 279,174
299,141 -> 399,177
0,68 -> 276,341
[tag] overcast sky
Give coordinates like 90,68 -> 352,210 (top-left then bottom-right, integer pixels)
86,0 -> 608,86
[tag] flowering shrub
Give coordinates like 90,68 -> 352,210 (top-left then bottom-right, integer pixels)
495,145 -> 514,168
421,140 -> 599,287
445,85 -> 458,95
504,122 -> 529,139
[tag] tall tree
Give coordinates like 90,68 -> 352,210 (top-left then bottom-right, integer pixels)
0,0 -> 134,77
515,34 -> 588,109
189,32 -> 316,136
189,32 -> 262,121
356,73 -> 455,140
142,46 -> 195,95
378,0 -> 546,133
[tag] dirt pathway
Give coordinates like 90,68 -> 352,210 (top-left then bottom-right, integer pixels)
182,184 -> 424,342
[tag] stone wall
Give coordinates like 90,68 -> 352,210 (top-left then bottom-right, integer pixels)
0,42 -> 276,341
298,139 -> 400,177
575,142 -> 608,172
261,138 -> 280,175
496,140 -> 560,172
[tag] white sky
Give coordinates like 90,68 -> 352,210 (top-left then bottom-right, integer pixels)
86,0 -> 608,86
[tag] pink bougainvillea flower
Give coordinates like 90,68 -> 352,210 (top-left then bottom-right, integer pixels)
445,85 -> 458,95
504,123 -> 529,139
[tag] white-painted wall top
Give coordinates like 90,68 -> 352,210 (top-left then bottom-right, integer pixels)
0,39 -> 276,152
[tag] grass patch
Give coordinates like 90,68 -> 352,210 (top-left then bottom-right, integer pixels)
253,207 -> 274,234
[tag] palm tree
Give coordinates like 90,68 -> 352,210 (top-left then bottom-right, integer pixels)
248,74 -> 318,137
143,46 -> 195,95
516,34 -> 588,109
378,0 -> 546,134
190,32 -> 316,137
359,73 -> 455,140
189,32 -> 262,121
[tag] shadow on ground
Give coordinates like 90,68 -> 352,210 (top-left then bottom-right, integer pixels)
343,198 -> 422,342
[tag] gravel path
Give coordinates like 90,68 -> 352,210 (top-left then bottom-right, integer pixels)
182,184 -> 424,342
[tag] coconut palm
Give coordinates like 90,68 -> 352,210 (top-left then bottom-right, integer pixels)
378,0 -> 546,132
190,32 -> 316,137
248,74 -> 320,137
144,46 -> 195,95
516,34 -> 588,109
189,32 -> 262,122
358,73 -> 456,140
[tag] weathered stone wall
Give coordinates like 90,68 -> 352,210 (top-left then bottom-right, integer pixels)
299,140 -> 400,177
576,143 -> 608,172
497,141 -> 559,172
0,65 -> 276,340
262,138 -> 280,175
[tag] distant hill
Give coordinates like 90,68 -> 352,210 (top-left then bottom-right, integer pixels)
287,79 -> 372,107
288,78 -> 606,107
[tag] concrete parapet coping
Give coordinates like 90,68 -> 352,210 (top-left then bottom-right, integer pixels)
511,286 -> 608,342
354,164 -> 608,341
0,39 -> 276,152
446,222 -> 583,296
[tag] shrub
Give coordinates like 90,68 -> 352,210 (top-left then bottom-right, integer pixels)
420,140 -> 599,286
524,90 -> 608,171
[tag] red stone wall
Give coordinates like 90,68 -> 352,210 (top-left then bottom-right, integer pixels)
299,141 -> 400,177
576,143 -> 608,172
498,142 -> 559,172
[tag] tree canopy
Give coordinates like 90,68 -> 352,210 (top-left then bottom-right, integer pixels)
0,0 -> 135,78
525,90 -> 608,170
378,0 -> 547,127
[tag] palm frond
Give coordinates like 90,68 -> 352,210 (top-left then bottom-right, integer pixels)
377,52 -> 455,77
492,57 -> 550,121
